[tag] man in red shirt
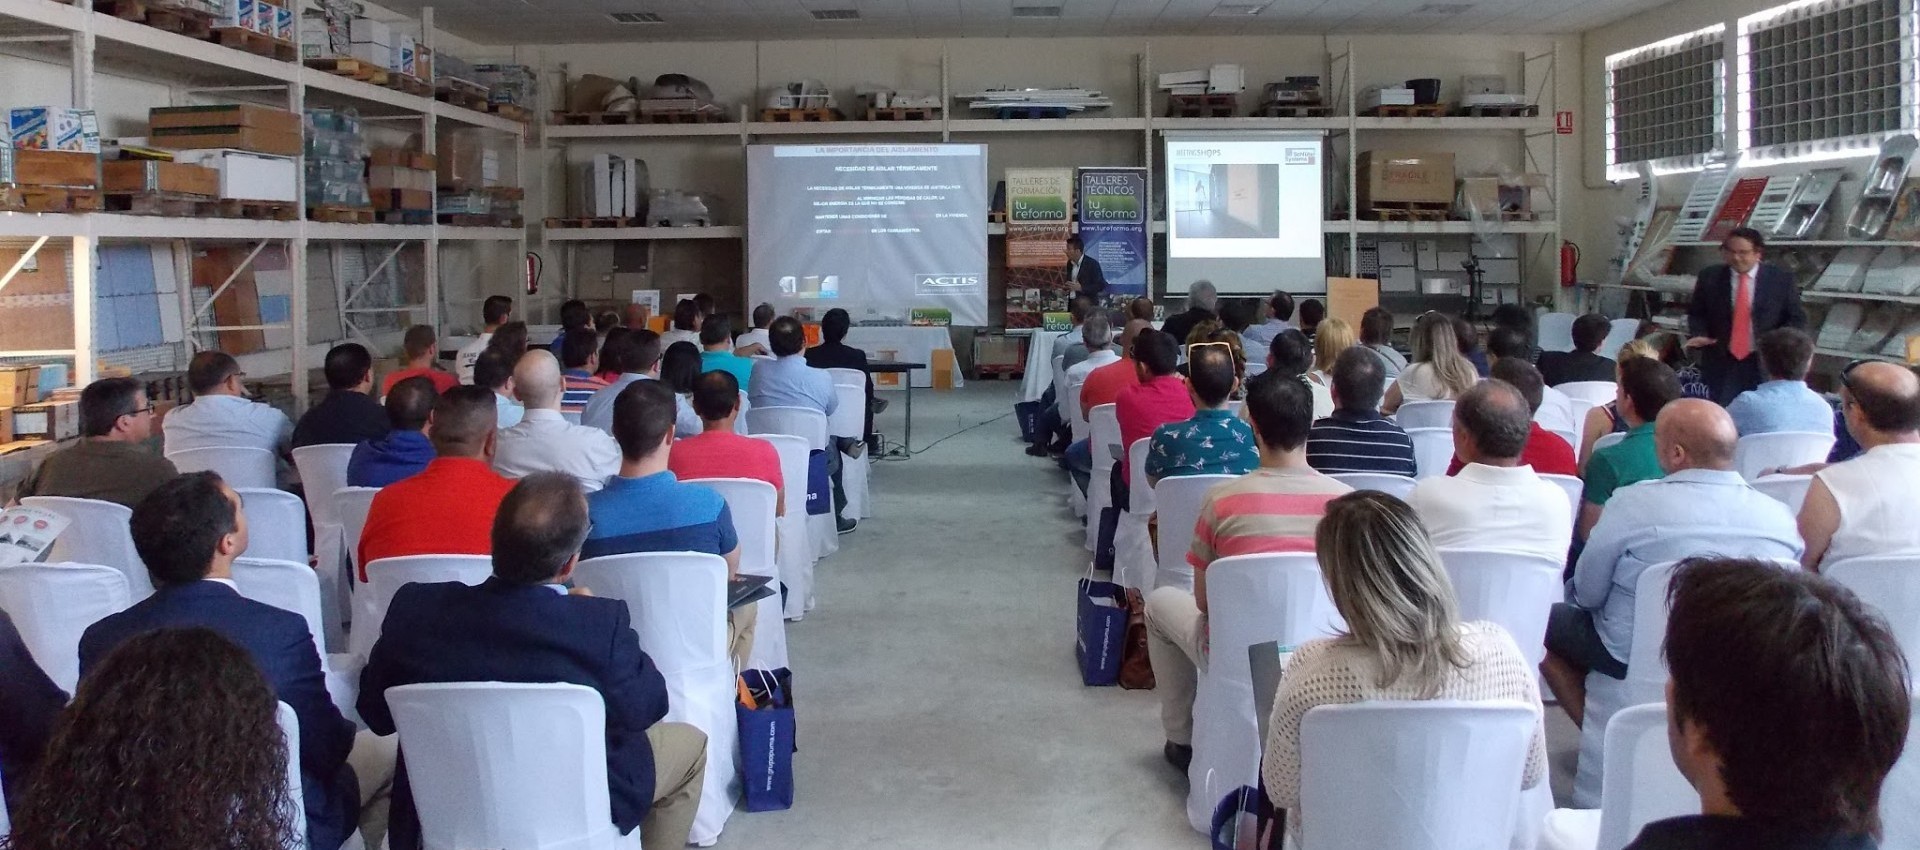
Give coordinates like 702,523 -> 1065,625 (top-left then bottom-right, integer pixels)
1115,329 -> 1196,478
357,385 -> 516,580
1445,359 -> 1579,477
667,370 -> 785,516
380,324 -> 458,395
1080,318 -> 1151,421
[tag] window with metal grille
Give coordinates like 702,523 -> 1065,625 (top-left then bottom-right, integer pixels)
1606,27 -> 1727,177
1739,0 -> 1915,154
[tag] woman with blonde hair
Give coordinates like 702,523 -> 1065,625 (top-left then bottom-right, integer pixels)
1262,491 -> 1546,835
1577,338 -> 1658,470
1381,312 -> 1478,413
1307,317 -> 1355,387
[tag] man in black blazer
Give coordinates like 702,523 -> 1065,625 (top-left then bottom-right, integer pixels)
357,472 -> 708,850
79,472 -> 373,850
1686,228 -> 1808,405
1065,235 -> 1107,299
0,609 -> 64,820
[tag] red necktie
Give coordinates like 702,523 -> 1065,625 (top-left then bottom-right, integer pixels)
1730,271 -> 1754,361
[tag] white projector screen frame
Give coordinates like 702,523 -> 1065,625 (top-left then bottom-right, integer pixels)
1163,131 -> 1328,296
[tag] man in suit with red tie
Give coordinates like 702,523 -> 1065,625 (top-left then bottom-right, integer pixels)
1685,227 -> 1807,405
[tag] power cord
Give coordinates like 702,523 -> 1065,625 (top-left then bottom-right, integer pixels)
870,411 -> 1014,460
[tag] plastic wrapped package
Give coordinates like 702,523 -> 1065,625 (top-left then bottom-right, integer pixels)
1817,302 -> 1865,351
303,107 -> 369,209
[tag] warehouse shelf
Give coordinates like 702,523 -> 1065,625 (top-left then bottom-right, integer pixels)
1801,290 -> 1920,305
545,226 -> 744,241
1329,219 -> 1558,235
544,122 -> 745,140
1815,346 -> 1907,363
745,120 -> 945,136
947,117 -> 1148,133
437,225 -> 528,241
1351,115 -> 1553,132
1672,239 -> 1920,248
1154,116 -> 1346,132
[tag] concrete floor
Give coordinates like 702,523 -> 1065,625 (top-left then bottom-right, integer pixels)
717,380 -> 1579,849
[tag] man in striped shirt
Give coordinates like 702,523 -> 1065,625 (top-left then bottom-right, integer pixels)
1143,371 -> 1352,772
559,328 -> 608,417
1305,346 -> 1418,477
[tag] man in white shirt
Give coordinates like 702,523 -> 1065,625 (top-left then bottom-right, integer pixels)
162,350 -> 293,466
494,350 -> 620,492
1407,379 -> 1572,563
455,294 -> 512,385
1060,313 -> 1123,494
735,303 -> 774,357
582,330 -> 701,438
1799,360 -> 1920,569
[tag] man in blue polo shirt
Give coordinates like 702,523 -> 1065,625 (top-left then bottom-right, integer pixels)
1145,343 -> 1255,484
583,379 -> 753,668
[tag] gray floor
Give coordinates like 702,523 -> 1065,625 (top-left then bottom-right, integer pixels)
717,380 -> 1579,849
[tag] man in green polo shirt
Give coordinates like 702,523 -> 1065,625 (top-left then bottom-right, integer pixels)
1579,357 -> 1683,539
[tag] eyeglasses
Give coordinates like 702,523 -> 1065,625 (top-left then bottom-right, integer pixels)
124,405 -> 155,417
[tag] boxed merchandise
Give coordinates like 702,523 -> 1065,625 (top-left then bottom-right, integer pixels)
149,126 -> 300,156
413,45 -> 433,82
1357,150 -> 1455,208
101,160 -> 221,196
369,148 -> 434,170
170,149 -> 298,202
577,153 -> 639,218
368,166 -> 432,191
304,108 -> 369,209
9,108 -> 100,153
150,104 -> 302,135
216,0 -> 257,31
251,1 -> 276,35
275,4 -> 294,40
301,8 -> 348,60
0,366 -> 37,406
390,35 -> 416,77
11,400 -> 75,442
1,149 -> 99,187
373,188 -> 431,211
436,129 -> 498,190
349,16 -> 392,67
472,63 -> 536,106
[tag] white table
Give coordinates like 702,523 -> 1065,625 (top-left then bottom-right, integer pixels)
1020,330 -> 1066,401
843,326 -> 961,390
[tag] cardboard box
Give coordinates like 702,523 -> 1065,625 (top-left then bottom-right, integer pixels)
369,148 -> 435,170
101,160 -> 221,196
1456,173 -> 1551,218
0,367 -> 35,406
1,149 -> 98,188
368,166 -> 432,191
348,16 -> 390,46
931,348 -> 957,391
301,8 -> 347,60
251,1 -> 276,35
150,127 -> 301,157
170,149 -> 298,202
390,35 -> 416,77
373,187 -> 432,211
150,104 -> 301,135
349,41 -> 391,68
10,402 -> 55,441
9,108 -> 100,153
1357,150 -> 1456,208
216,0 -> 256,31
0,407 -> 12,443
274,4 -> 293,40
413,45 -> 433,82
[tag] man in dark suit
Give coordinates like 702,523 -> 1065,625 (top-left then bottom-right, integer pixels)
357,472 -> 708,850
1064,235 -> 1107,299
1160,279 -> 1219,346
1686,227 -> 1808,405
804,307 -> 877,447
0,609 -> 64,820
78,472 -> 378,850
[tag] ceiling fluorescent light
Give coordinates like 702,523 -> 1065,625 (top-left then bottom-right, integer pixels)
811,8 -> 860,20
1413,3 -> 1474,13
1013,5 -> 1063,17
607,11 -> 664,23
1210,4 -> 1268,15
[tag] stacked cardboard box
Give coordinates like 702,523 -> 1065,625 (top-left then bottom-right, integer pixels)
149,104 -> 302,157
369,148 -> 434,214
9,108 -> 101,153
3,112 -> 100,211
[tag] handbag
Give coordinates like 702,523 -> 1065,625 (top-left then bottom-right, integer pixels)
1014,399 -> 1046,444
1075,569 -> 1128,686
1209,784 -> 1284,850
1118,588 -> 1156,690
804,449 -> 830,516
736,668 -> 797,812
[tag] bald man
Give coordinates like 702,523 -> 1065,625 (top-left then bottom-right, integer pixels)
492,349 -> 622,492
1543,398 -> 1803,727
1798,361 -> 1920,570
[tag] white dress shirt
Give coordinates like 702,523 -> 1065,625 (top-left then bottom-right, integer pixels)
736,328 -> 771,354
660,329 -> 700,349
162,393 -> 293,457
580,373 -> 701,438
1066,348 -> 1122,384
1534,385 -> 1578,439
1406,461 -> 1574,563
455,332 -> 492,385
493,408 -> 622,492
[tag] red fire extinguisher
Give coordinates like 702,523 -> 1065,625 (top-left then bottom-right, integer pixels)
1560,240 -> 1580,287
525,251 -> 543,295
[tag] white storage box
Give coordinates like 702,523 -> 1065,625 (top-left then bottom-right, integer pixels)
172,149 -> 298,202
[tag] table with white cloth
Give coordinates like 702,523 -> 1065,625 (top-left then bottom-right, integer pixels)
841,326 -> 962,390
1019,329 -> 1065,401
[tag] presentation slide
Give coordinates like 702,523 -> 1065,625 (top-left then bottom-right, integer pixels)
748,144 -> 989,327
1163,132 -> 1327,295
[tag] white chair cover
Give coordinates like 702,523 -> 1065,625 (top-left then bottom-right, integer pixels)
293,443 -> 356,646
827,384 -> 870,520
745,406 -> 836,562
1186,553 -> 1343,833
1591,431 -> 1626,454
1085,403 -> 1121,551
237,487 -> 310,566
1150,474 -> 1236,592
1750,474 -> 1815,515
20,496 -> 151,600
1066,379 -> 1090,445
1556,401 -> 1592,454
351,555 -> 493,660
1407,427 -> 1456,479
1051,354 -> 1069,418
687,477 -> 788,672
1733,431 -> 1835,480
1436,548 -> 1563,667
1063,380 -> 1089,519
1575,560 -> 1679,808
167,445 -> 276,489
1113,439 -> 1157,590
1394,400 -> 1455,431
1540,704 -> 1695,850
275,702 -> 309,850
827,367 -> 865,388
1598,319 -> 1640,360
1556,381 -> 1618,407
752,434 -> 816,620
1824,554 -> 1920,678
386,682 -> 641,850
1299,700 -> 1538,850
233,556 -> 360,721
575,553 -> 738,845
1541,474 -> 1585,519
1882,693 -> 1920,850
1328,472 -> 1418,500
0,563 -> 129,692
333,486 -> 381,579
1537,313 -> 1577,353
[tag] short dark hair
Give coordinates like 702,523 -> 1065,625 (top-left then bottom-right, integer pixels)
611,378 -> 677,461
597,327 -> 630,372
324,343 -> 373,390
482,295 -> 514,325
1450,315 -> 1480,356
1188,345 -> 1237,407
1490,358 -> 1546,413
1724,227 -> 1767,253
752,303 -> 775,329
1359,307 -> 1394,346
699,316 -> 732,347
595,311 -> 620,333
1846,363 -> 1920,433
187,350 -> 240,395
660,342 -> 701,394
1066,234 -> 1084,250
1486,325 -> 1531,361
1245,371 -> 1314,451
402,324 -> 437,360
131,471 -> 234,585
691,369 -> 740,421
1490,303 -> 1534,335
1297,298 -> 1325,330
1269,291 -> 1295,322
693,293 -> 714,316
1757,327 -> 1814,381
1455,379 -> 1531,459
603,329 -> 662,375
1068,298 -> 1091,324
822,308 -> 851,344
486,321 -> 529,358
769,316 -> 806,357
491,472 -> 590,585
78,376 -> 144,437
384,376 -> 437,431
1132,329 -> 1178,377
428,385 -> 497,456
1330,345 -> 1387,412
1219,299 -> 1257,334
559,328 -> 599,370
472,348 -> 515,392
1665,557 -> 1910,835
672,299 -> 701,331
559,299 -> 590,331
1619,356 -> 1682,422
1269,328 -> 1313,377
1571,313 -> 1611,352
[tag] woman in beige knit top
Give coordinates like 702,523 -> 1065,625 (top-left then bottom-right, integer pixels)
1261,490 -> 1547,828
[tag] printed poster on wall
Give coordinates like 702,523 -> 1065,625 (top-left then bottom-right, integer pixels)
1004,167 -> 1074,327
1076,167 -> 1148,305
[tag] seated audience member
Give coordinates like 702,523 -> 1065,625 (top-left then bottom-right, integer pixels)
1146,373 -> 1352,770
582,380 -> 754,667
1116,329 -> 1194,481
1060,314 -> 1125,494
1547,400 -> 1802,724
346,376 -> 437,488
1053,297 -> 1095,371
1263,490 -> 1545,835
804,307 -> 877,441
1306,317 -> 1354,387
1078,318 -> 1148,423
484,321 -> 530,362
80,474 -> 384,850
357,386 -> 514,578
669,371 -> 785,516
1161,280 -> 1218,348
455,294 -> 512,385
752,316 -> 858,532
494,350 -> 620,492
1128,296 -> 1156,323
1625,558 -> 1910,850
700,316 -> 756,391
295,343 -> 390,449
1296,298 -> 1325,339
582,330 -> 700,438
473,347 -> 524,429
552,299 -> 591,352
1799,360 -> 1920,570
1578,339 -> 1659,467
1359,306 -> 1407,380
596,310 -> 620,334
1727,327 -> 1830,436
1488,325 -> 1576,438
559,328 -> 609,416
595,327 -> 631,383
1146,343 -> 1256,483
1408,379 -> 1573,561
622,303 -> 650,332
12,628 -> 310,850
1539,313 -> 1618,387
1580,357 -> 1682,538
661,299 -> 702,349
1445,360 -> 1579,477
661,342 -> 702,397
1027,300 -> 1093,458
14,377 -> 176,508
162,350 -> 293,461
358,473 -> 709,850
1453,315 -> 1491,377
1219,299 -> 1268,368
1242,290 -> 1295,347
1268,329 -> 1335,419
1306,347 -> 1417,477
382,324 -> 457,395
1488,303 -> 1539,364
735,302 -> 775,356
1383,312 -> 1478,414
1648,330 -> 1714,401
0,609 -> 63,820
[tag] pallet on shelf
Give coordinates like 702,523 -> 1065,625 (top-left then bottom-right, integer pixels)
438,213 -> 514,227
307,57 -> 382,82
550,111 -> 640,125
103,190 -> 220,217
308,205 -> 374,223
488,103 -> 532,123
217,199 -> 298,220
1367,202 -> 1450,222
543,216 -> 632,229
1254,104 -> 1332,118
13,187 -> 102,213
640,111 -> 728,124
434,88 -> 489,112
94,0 -> 213,38
760,108 -> 842,122
865,107 -> 940,121
1455,104 -> 1540,118
375,209 -> 432,225
1361,104 -> 1449,118
209,27 -> 297,62
989,106 -> 1072,120
383,74 -> 432,98
1167,94 -> 1238,118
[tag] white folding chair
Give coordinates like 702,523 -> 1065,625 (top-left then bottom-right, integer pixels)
827,384 -> 870,520
1406,427 -> 1456,479
275,702 -> 309,850
1557,381 -> 1619,407
1537,312 -> 1577,353
1051,354 -> 1069,419
1063,380 -> 1090,523
1150,474 -> 1236,592
752,433 -> 815,620
1541,473 -> 1586,522
827,366 -> 865,388
1883,692 -> 1920,850
333,486 -> 381,583
1084,403 -> 1121,550
386,682 -> 640,850
1824,554 -> 1920,678
1598,319 -> 1640,360
687,477 -> 788,671
1733,431 -> 1835,480
1299,700 -> 1538,850
1113,439 -> 1157,590
0,563 -> 130,692
293,443 -> 356,644
1556,400 -> 1593,453
1066,378 -> 1090,445
20,496 -> 152,600
1393,399 -> 1455,430
1575,560 -> 1680,808
237,487 -> 310,565
1750,474 -> 1815,515
574,552 -> 737,845
1329,472 -> 1418,500
1437,548 -> 1563,667
746,406 -> 837,562
351,554 -> 493,660
166,445 -> 277,490
1185,553 -> 1344,833
1591,431 -> 1626,454
1540,704 -> 1696,850
232,556 -> 361,719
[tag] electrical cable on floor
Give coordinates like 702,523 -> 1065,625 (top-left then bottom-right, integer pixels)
871,411 -> 1014,460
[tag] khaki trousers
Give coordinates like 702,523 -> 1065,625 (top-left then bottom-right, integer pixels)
729,606 -> 758,671
1144,586 -> 1208,746
349,730 -> 399,849
643,722 -> 709,849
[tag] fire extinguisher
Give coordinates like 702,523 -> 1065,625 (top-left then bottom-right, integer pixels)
525,251 -> 543,295
1560,240 -> 1580,288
